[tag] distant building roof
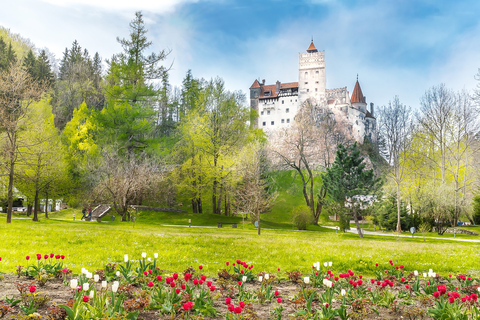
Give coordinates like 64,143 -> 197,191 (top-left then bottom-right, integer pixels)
350,79 -> 366,104
307,41 -> 318,53
258,82 -> 298,99
249,79 -> 261,89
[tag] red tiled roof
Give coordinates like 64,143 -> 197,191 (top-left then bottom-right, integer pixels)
365,110 -> 375,119
249,79 -> 261,89
350,80 -> 366,104
307,41 -> 318,53
258,82 -> 298,99
327,99 -> 336,105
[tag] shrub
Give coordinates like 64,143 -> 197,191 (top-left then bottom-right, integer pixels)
292,205 -> 310,230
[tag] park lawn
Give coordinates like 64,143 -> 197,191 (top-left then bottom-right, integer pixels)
0,218 -> 478,279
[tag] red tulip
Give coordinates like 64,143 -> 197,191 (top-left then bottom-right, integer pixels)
50,253 -> 54,258
83,296 -> 89,302
29,285 -> 36,293
239,301 -> 245,308
210,285 -> 215,291
199,265 -> 203,270
277,297 -> 282,303
148,281 -> 154,287
274,290 -> 279,296
225,297 -> 232,305
176,288 -> 181,294
156,275 -> 162,281
228,304 -> 235,312
181,284 -> 186,290
26,256 -> 30,260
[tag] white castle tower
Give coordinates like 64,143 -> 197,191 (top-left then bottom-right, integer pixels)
298,40 -> 326,105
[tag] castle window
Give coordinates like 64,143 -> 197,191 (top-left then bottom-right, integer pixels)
287,118 -> 290,123
262,122 -> 266,126
264,91 -> 271,97
267,110 -> 270,115
261,111 -> 264,115
316,71 -> 319,74
305,82 -> 308,85
307,89 -> 309,92
286,108 -> 289,113
315,88 -> 318,92
282,100 -> 284,104
281,119 -> 285,123
316,81 -> 319,84
305,72 -> 308,75
271,121 -> 274,125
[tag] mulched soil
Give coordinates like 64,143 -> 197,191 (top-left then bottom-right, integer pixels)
0,273 -> 458,319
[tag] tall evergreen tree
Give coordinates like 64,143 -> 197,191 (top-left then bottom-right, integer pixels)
323,143 -> 380,238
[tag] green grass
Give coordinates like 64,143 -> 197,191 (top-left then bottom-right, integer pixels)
0,217 -> 478,279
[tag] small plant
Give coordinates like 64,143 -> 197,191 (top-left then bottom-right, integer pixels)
292,205 -> 310,230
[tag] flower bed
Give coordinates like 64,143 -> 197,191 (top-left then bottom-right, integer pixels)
0,254 -> 479,319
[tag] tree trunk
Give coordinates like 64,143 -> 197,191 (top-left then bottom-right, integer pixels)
396,184 -> 401,235
192,199 -> 198,213
197,198 -> 202,214
353,206 -> 363,238
45,190 -> 49,219
217,183 -> 223,215
27,203 -> 33,217
33,188 -> 39,222
212,180 -> 217,215
257,210 -> 261,235
6,158 -> 15,224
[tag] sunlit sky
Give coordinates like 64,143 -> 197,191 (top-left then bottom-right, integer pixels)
1,0 -> 480,109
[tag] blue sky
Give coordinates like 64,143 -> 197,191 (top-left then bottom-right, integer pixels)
1,0 -> 480,109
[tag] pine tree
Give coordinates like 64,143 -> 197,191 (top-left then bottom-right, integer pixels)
323,142 -> 381,238
36,50 -> 55,87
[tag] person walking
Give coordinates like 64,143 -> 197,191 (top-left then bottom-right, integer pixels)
87,206 -> 92,221
81,207 -> 87,220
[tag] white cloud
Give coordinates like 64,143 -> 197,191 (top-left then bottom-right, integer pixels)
40,0 -> 200,14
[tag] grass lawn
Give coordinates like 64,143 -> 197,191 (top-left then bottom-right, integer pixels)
0,216 -> 479,279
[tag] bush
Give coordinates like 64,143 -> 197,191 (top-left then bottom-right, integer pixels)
292,205 -> 310,230
473,195 -> 480,225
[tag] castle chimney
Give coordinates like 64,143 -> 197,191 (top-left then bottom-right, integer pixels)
370,102 -> 374,117
262,79 -> 265,85
276,80 -> 281,93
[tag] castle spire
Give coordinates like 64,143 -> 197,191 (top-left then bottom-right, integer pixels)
307,39 -> 318,53
350,76 -> 366,104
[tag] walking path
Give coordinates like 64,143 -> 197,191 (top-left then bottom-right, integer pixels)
320,226 -> 480,243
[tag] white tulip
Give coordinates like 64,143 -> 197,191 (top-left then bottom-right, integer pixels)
112,284 -> 118,293
324,262 -> 328,267
328,262 -> 332,267
102,281 -> 107,288
116,271 -> 120,277
477,287 -> 480,293
81,268 -> 86,274
124,254 -> 128,263
147,258 -> 151,262
265,273 -> 270,280
341,289 -> 346,296
242,276 -> 247,282
322,278 -> 333,287
429,269 -> 433,273
89,290 -> 94,298
141,252 -> 147,258
423,273 -> 427,278
83,283 -> 89,291
113,281 -> 119,287
86,272 -> 92,279
258,276 -> 263,282
154,253 -> 158,259
94,274 -> 99,282
304,276 -> 310,284
414,270 -> 418,276
70,279 -> 78,289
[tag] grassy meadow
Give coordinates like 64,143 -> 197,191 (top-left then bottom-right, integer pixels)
0,215 -> 479,279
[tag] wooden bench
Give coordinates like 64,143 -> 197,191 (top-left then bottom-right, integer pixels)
218,222 -> 237,228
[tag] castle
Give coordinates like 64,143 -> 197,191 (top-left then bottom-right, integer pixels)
249,40 -> 376,142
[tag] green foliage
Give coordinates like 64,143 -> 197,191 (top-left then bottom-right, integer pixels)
374,194 -> 411,231
473,194 -> 480,225
292,205 -> 310,230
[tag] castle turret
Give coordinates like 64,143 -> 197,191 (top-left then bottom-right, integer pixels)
298,40 -> 326,105
350,76 -> 367,113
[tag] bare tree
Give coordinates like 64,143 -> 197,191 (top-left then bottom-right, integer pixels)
0,62 -> 45,223
378,96 -> 413,234
89,150 -> 165,221
269,101 -> 351,224
235,141 -> 277,235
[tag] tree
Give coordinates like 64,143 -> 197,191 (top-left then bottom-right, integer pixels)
105,11 -> 170,105
269,102 -> 351,224
473,194 -> 480,225
323,143 -> 380,238
235,141 -> 277,235
377,96 -> 413,234
0,62 -> 45,223
53,41 -> 103,128
89,150 -> 164,221
15,98 -> 65,221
